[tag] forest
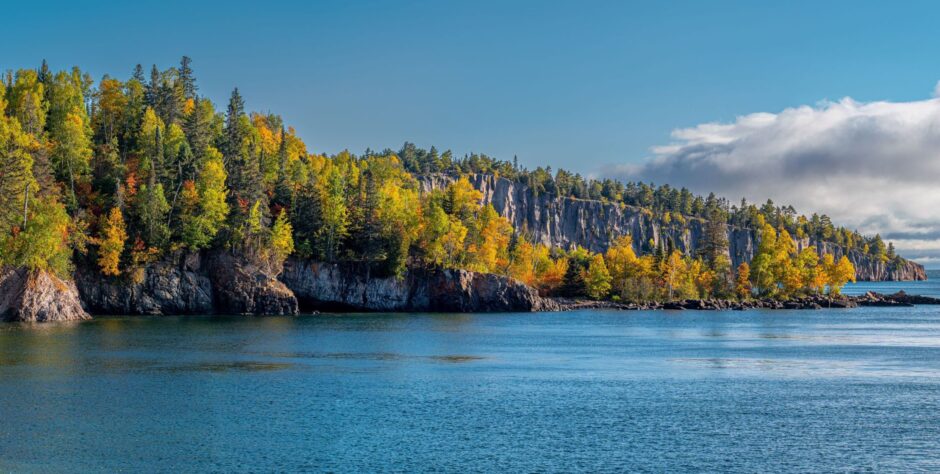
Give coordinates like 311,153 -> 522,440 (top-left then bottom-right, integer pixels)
0,58 -> 873,304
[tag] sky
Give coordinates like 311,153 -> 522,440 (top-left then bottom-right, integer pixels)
4,0 -> 940,265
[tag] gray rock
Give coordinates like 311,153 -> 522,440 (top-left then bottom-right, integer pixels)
280,260 -> 558,312
76,251 -> 298,316
205,252 -> 298,315
0,267 -> 90,322
75,252 -> 212,315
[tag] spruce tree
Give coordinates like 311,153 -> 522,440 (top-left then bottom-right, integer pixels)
178,56 -> 197,99
132,64 -> 145,84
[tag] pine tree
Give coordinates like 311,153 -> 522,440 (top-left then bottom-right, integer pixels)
131,64 -> 144,84
38,59 -> 51,85
183,96 -> 213,158
146,65 -> 160,109
178,56 -> 197,99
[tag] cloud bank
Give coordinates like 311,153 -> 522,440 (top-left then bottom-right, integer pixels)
604,93 -> 940,266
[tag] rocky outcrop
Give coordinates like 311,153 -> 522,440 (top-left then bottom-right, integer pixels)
0,267 -> 90,322
280,259 -> 559,312
419,173 -> 926,281
205,252 -> 298,315
75,251 -> 297,316
75,252 -> 213,315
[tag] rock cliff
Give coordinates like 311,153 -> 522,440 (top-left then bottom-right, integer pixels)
75,252 -> 213,315
0,267 -> 89,322
75,251 -> 298,315
74,253 -> 549,316
280,259 -> 559,312
419,173 -> 926,281
205,252 -> 298,315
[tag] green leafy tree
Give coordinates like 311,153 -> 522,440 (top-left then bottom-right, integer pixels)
180,148 -> 229,249
134,175 -> 170,249
583,253 -> 612,299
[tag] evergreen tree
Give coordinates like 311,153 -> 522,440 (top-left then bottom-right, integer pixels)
132,64 -> 145,84
178,56 -> 197,99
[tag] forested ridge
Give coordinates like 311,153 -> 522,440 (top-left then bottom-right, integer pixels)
0,58 -> 907,304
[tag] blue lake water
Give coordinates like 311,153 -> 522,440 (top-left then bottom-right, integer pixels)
2,273 -> 940,472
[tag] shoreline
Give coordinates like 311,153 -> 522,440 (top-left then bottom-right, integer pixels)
552,290 -> 940,312
5,291 -> 939,324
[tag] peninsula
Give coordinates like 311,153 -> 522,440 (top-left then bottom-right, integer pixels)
0,59 -> 927,321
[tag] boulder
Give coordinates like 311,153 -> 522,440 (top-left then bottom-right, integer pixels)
0,267 -> 90,322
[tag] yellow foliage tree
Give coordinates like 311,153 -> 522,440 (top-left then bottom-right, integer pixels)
270,209 -> 294,267
583,253 -> 612,300
825,255 -> 856,295
604,235 -> 639,297
97,207 -> 127,276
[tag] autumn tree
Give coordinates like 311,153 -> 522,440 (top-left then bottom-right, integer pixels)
97,207 -> 127,276
269,209 -> 294,269
180,148 -> 229,249
51,112 -> 93,208
583,253 -> 612,300
824,255 -> 856,295
750,222 -> 778,295
1,197 -> 73,277
734,262 -> 751,299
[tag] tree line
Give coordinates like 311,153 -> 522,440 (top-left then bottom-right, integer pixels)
0,58 -> 863,301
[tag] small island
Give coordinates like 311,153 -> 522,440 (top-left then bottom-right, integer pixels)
0,58 -> 929,322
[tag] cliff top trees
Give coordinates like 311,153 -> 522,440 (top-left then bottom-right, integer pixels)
180,148 -> 228,250
1,197 -> 73,277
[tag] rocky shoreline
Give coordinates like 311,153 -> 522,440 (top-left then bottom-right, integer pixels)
551,290 -> 940,312
1,253 -> 936,323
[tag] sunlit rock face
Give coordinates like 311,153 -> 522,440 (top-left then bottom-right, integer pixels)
419,173 -> 925,282
0,267 -> 90,322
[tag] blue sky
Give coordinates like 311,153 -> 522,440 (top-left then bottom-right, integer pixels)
6,0 -> 940,264
4,0 -> 939,173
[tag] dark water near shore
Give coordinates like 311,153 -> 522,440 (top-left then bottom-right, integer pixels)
2,273 -> 940,472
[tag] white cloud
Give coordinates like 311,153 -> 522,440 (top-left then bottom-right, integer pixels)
603,90 -> 940,266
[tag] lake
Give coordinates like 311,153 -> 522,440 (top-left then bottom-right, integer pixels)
2,272 -> 940,472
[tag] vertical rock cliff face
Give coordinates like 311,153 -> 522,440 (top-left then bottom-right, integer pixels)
419,174 -> 925,281
75,252 -> 214,315
280,260 -> 558,312
0,268 -> 89,322
75,251 -> 298,315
